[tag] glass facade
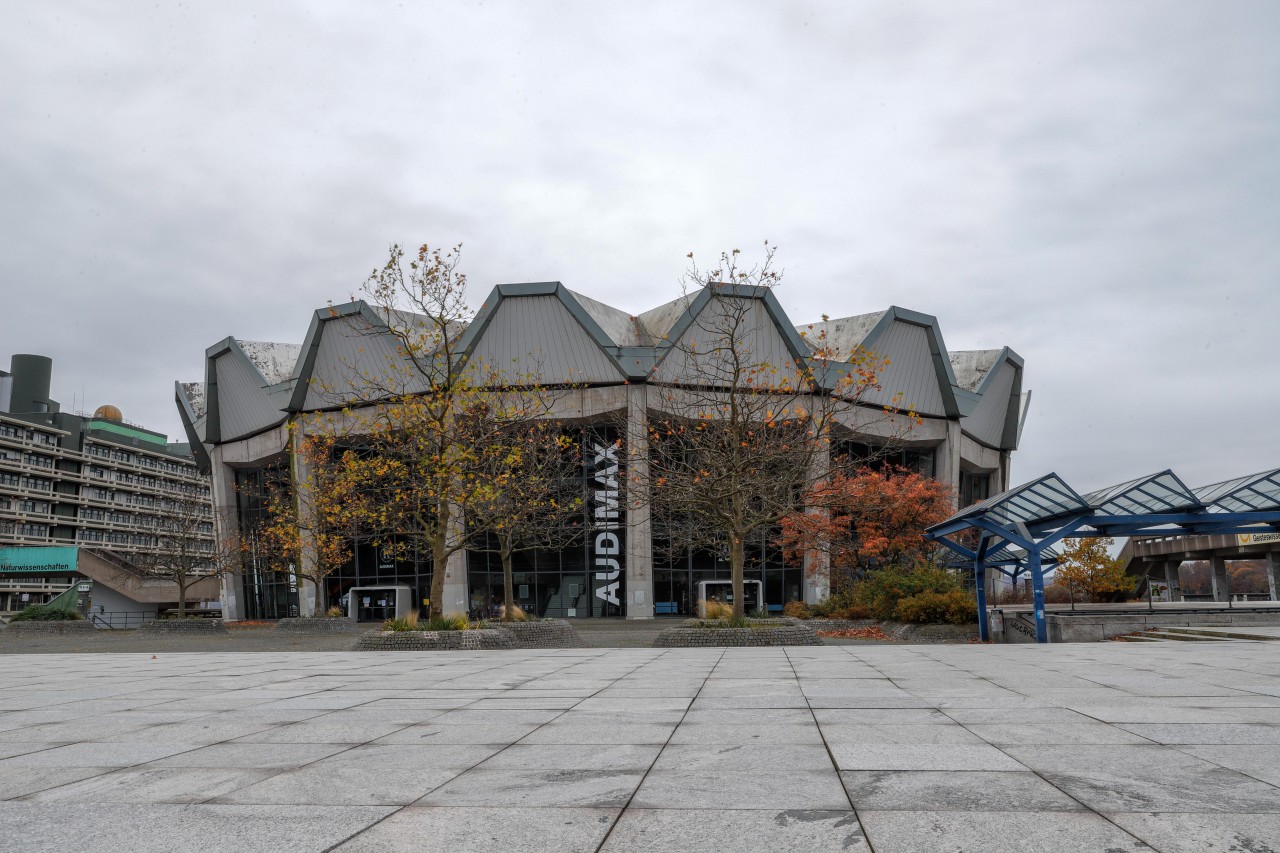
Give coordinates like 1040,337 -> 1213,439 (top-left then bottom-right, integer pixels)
333,537 -> 432,621
465,424 -> 622,619
839,441 -> 936,477
652,528 -> 802,616
235,465 -> 299,620
235,429 -> 941,620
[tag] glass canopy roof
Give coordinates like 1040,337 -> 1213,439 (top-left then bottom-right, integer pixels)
1083,470 -> 1202,516
946,473 -> 1089,528
1193,468 -> 1280,513
933,466 -> 1280,537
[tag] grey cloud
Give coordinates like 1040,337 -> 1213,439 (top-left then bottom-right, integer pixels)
1,0 -> 1276,495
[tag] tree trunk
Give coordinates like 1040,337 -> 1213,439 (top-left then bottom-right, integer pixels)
502,549 -> 515,622
176,574 -> 188,618
730,535 -> 745,618
430,535 -> 446,619
313,577 -> 327,615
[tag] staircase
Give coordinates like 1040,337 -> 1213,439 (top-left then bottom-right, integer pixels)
1117,626 -> 1280,642
542,588 -> 584,618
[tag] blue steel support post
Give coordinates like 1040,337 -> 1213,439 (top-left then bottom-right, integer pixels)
974,535 -> 990,642
1029,548 -> 1048,643
975,563 -> 989,641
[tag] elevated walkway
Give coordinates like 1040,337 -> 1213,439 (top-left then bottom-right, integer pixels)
77,548 -> 220,604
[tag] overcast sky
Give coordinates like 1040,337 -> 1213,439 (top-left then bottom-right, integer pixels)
1,1 -> 1276,492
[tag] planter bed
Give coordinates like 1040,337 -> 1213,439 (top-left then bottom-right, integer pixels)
274,617 -> 364,634
482,619 -> 587,648
135,618 -> 229,636
653,618 -> 822,647
2,620 -> 95,636
355,627 -> 516,651
808,618 -> 977,643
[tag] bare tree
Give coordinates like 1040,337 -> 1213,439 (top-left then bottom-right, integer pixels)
467,419 -> 585,620
129,490 -> 239,617
647,245 -> 914,617
325,243 -> 566,619
255,430 -> 362,616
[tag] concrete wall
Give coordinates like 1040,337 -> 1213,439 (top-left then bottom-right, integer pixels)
89,583 -> 159,627
992,607 -> 1280,643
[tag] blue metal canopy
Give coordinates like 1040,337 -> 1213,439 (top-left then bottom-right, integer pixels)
926,466 -> 1280,644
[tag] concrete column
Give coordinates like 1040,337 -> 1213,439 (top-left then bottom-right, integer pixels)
208,446 -> 244,621
802,431 -> 832,606
939,421 -> 962,507
1164,560 -> 1183,602
442,546 -> 469,615
1266,552 -> 1279,601
625,383 -> 654,619
1210,556 -> 1230,603
291,424 -> 321,617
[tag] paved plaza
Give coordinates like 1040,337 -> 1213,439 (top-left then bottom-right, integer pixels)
2,643 -> 1280,851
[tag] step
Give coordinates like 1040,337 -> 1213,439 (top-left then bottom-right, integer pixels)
1130,630 -> 1229,642
1160,626 -> 1280,642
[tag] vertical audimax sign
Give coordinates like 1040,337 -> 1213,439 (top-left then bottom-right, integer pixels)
587,431 -> 625,616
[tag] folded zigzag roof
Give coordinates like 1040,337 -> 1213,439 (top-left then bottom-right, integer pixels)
178,282 -> 1028,456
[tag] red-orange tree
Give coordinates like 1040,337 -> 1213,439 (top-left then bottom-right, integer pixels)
777,466 -> 954,589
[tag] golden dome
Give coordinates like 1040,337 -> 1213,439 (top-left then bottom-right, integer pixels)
93,404 -> 123,422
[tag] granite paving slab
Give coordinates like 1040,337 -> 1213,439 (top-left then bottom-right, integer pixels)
331,806 -> 619,853
418,767 -> 645,807
1111,811 -> 1280,852
631,769 -> 851,810
599,808 -> 868,852
0,801 -> 395,853
857,809 -> 1152,852
6,642 -> 1280,850
841,770 -> 1084,811
829,743 -> 1026,771
23,767 -> 278,803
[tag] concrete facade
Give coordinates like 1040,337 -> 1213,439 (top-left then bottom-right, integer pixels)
179,283 -> 1028,621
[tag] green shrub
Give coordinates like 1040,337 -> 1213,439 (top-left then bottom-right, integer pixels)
810,589 -> 856,618
854,565 -> 963,620
894,589 -> 977,625
811,589 -> 871,620
782,600 -> 811,619
9,605 -> 84,623
423,613 -> 471,632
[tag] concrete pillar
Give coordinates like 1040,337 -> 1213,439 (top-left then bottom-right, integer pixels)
802,431 -> 832,606
1267,552 -> 1279,601
1210,556 -> 1230,603
1164,560 -> 1183,603
291,423 -> 320,617
208,446 -> 244,621
442,545 -> 469,615
625,383 -> 654,619
939,421 -> 962,508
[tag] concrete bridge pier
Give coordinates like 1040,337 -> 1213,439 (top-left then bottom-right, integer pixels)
1210,556 -> 1231,603
1163,560 -> 1183,602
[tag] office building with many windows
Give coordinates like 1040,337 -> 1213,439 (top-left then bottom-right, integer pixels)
0,354 -> 214,616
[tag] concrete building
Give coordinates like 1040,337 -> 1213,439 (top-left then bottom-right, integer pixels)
178,283 -> 1029,621
0,354 -> 215,620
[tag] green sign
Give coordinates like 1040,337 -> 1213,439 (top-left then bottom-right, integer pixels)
0,546 -> 79,575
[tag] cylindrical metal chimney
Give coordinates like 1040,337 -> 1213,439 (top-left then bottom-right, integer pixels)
9,354 -> 54,414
